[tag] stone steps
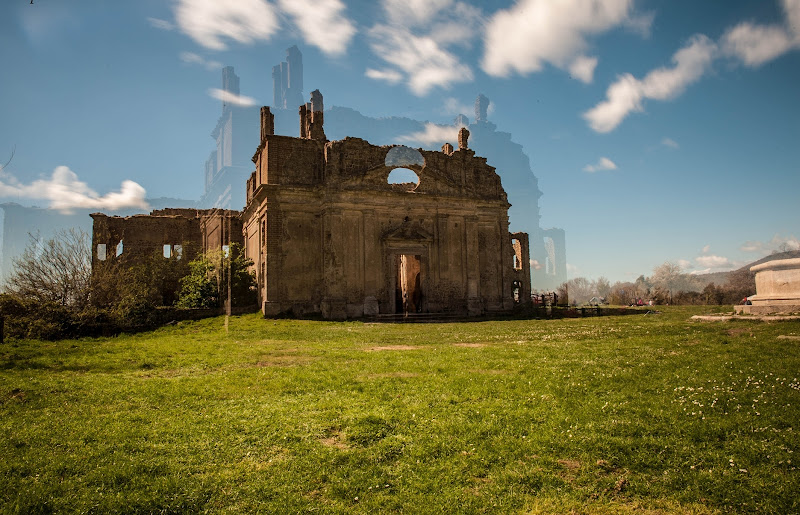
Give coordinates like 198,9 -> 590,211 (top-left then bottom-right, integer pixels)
370,312 -> 464,323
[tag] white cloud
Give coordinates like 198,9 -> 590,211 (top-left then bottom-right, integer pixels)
276,0 -> 355,56
366,0 -> 479,95
208,88 -> 257,107
0,166 -> 148,214
174,0 -> 279,51
148,17 -> 174,31
722,23 -> 796,66
677,259 -> 693,270
583,35 -> 716,133
582,156 -> 617,172
695,255 -> 731,268
530,259 -> 543,270
179,52 -> 222,71
482,0 -> 642,82
398,123 -> 460,146
661,137 -> 679,149
721,0 -> 800,67
701,244 -> 710,253
365,68 -> 403,84
170,0 -> 357,54
568,55 -> 598,83
581,0 -> 800,133
740,234 -> 800,253
368,26 -> 473,95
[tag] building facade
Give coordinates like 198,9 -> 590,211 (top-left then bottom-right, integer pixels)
243,93 -> 530,319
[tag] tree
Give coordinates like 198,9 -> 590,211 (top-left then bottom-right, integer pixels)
176,256 -> 219,308
702,283 -> 725,305
177,243 -> 256,309
4,229 -> 91,310
594,276 -> 611,298
651,262 -> 684,304
723,268 -> 756,305
562,277 -> 594,305
1,229 -> 95,339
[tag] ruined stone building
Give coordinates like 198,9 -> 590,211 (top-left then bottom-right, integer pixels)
0,198 -> 194,284
90,208 -> 242,270
242,92 -> 530,318
85,46 -> 568,318
88,89 -> 530,319
194,48 -> 566,293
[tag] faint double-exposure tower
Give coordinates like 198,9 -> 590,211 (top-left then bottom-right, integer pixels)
272,45 -> 303,110
199,66 -> 258,209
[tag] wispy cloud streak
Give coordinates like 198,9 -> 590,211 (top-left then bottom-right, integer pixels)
208,88 -> 257,107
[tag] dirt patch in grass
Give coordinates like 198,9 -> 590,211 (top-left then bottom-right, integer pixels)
558,459 -> 581,471
777,335 -> 800,341
453,343 -> 490,348
320,432 -> 349,450
3,388 -> 27,405
368,372 -> 420,378
728,328 -> 753,337
470,369 -> 509,375
527,497 -> 717,514
367,345 -> 426,351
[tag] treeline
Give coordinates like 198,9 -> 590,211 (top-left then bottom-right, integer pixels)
0,230 -> 256,340
558,262 -> 755,306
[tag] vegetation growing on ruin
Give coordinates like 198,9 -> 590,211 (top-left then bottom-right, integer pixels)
0,232 -> 256,339
2,307 -> 798,513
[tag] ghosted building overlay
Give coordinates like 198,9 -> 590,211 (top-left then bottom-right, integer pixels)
195,47 -> 567,291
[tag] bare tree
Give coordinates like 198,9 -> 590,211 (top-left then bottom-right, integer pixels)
4,229 -> 92,309
594,276 -> 611,298
562,277 -> 594,304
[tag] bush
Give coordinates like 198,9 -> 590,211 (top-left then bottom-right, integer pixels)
177,243 -> 256,309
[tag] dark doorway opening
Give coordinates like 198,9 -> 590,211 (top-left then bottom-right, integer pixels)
395,254 -> 422,314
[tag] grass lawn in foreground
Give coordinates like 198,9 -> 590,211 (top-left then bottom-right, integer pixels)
1,306 -> 799,513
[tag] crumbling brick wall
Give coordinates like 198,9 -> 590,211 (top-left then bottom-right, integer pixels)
243,91 -> 530,319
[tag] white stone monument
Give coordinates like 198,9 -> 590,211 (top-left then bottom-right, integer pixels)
735,257 -> 800,314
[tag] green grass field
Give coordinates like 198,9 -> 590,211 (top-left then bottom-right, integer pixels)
1,307 -> 799,513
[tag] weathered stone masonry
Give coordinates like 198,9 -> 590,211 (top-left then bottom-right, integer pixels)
90,208 -> 243,269
243,91 -> 531,319
90,90 -> 531,320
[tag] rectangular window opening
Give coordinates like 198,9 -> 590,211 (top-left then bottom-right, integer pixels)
97,243 -> 107,261
163,244 -> 172,258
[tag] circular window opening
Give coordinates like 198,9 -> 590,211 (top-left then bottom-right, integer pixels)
388,167 -> 419,192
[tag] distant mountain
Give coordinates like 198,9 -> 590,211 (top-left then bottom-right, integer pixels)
690,250 -> 800,288
741,249 -> 800,269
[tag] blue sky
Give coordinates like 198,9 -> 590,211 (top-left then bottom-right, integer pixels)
1,0 -> 798,283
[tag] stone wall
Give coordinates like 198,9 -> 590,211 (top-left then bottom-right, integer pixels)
243,92 -> 529,319
91,209 -> 242,270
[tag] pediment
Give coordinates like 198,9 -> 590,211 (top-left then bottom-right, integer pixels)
382,222 -> 433,242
